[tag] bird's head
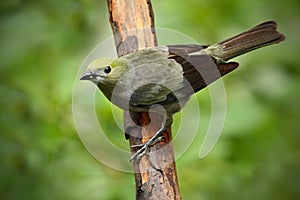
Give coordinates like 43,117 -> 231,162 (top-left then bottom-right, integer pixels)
80,57 -> 128,86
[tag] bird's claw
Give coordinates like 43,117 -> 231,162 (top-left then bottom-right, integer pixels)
130,127 -> 167,163
130,143 -> 148,163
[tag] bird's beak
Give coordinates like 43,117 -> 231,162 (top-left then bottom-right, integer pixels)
80,70 -> 93,80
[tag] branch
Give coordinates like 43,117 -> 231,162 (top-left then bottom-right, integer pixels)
107,0 -> 181,199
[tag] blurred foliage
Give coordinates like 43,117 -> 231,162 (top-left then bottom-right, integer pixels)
0,0 -> 299,199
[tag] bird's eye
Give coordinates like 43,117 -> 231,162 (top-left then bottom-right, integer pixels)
104,66 -> 111,74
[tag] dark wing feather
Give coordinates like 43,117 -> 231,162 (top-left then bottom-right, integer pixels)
167,44 -> 238,95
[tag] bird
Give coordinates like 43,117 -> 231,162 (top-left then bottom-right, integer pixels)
80,21 -> 285,161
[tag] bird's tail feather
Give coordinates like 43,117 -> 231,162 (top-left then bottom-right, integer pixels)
206,21 -> 285,61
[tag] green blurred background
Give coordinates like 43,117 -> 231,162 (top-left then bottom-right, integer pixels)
1,0 -> 299,199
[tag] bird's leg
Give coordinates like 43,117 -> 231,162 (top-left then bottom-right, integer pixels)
130,117 -> 173,163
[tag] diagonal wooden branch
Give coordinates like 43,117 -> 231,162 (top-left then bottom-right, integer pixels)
107,0 -> 181,199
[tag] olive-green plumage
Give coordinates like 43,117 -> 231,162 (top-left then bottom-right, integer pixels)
81,21 -> 284,119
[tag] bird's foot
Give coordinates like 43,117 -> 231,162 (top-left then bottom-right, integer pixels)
130,127 -> 166,163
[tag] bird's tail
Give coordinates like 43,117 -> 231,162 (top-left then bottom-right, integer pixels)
205,21 -> 285,62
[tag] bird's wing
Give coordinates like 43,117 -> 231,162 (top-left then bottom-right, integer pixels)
167,44 -> 239,96
118,45 -> 238,107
